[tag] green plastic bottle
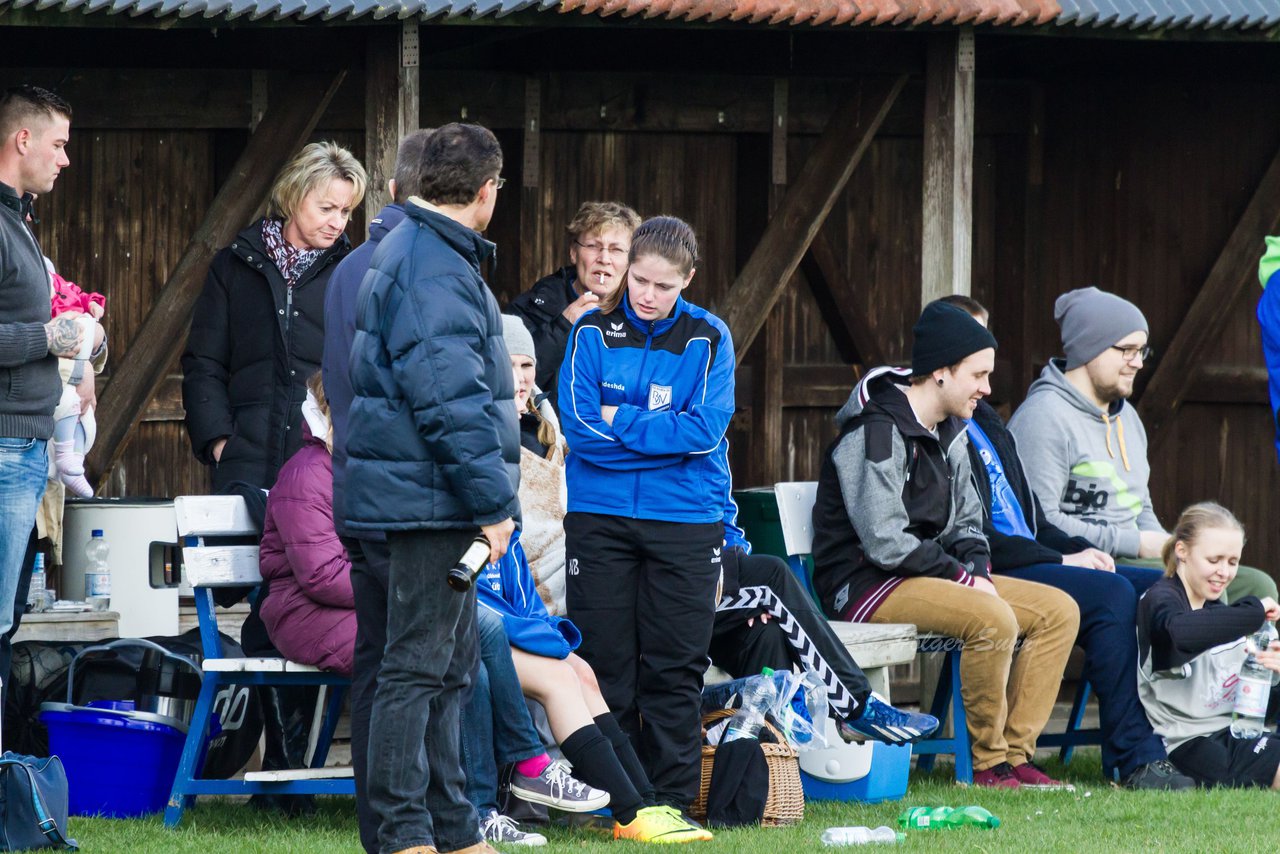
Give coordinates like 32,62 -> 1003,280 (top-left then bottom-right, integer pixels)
897,805 -> 1000,830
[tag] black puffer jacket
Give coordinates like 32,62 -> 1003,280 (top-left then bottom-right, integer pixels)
181,218 -> 350,491
504,266 -> 578,406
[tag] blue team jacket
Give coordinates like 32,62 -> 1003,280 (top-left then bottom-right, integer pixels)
558,294 -> 736,523
476,530 -> 582,660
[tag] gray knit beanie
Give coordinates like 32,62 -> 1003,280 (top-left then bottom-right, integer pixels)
502,314 -> 536,364
1055,287 -> 1149,370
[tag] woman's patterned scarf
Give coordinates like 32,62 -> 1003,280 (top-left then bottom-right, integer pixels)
261,217 -> 326,286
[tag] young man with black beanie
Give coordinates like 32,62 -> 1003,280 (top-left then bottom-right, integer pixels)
811,301 -> 1080,789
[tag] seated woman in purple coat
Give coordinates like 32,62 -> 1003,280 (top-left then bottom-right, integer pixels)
259,372 -> 356,676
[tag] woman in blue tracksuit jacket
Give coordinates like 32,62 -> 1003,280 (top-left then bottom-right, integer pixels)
558,215 -> 736,813
477,530 -> 709,841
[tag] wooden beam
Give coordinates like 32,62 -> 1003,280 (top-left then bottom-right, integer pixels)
1138,140 -> 1280,448
799,229 -> 890,368
87,71 -> 347,484
364,24 -> 421,215
720,75 -> 908,364
1184,366 -> 1268,406
921,28 -> 975,305
782,365 -> 858,409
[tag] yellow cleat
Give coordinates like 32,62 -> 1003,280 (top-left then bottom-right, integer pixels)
613,806 -> 714,844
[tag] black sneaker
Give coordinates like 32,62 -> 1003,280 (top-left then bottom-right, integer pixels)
1122,760 -> 1195,791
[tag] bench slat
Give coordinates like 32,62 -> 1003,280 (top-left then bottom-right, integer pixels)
243,768 -> 354,782
175,495 -> 259,538
184,546 -> 262,587
204,658 -> 322,673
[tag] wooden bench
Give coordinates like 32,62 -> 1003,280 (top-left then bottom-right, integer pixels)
164,495 -> 353,828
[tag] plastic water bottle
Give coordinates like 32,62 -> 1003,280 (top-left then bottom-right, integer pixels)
84,529 -> 111,611
1231,624 -> 1278,738
723,668 -> 779,742
26,553 -> 45,612
821,826 -> 903,845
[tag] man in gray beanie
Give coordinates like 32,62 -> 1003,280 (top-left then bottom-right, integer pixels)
1009,288 -> 1278,604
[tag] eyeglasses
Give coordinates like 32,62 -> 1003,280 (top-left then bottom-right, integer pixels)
1111,344 -> 1153,363
492,176 -> 507,189
574,239 -> 630,259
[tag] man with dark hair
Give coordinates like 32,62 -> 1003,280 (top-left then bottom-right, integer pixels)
0,84 -> 81,693
346,122 -> 515,854
323,127 -> 432,853
811,301 -> 1080,789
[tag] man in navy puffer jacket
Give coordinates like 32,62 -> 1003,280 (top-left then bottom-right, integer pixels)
345,123 -> 519,854
322,128 -> 431,854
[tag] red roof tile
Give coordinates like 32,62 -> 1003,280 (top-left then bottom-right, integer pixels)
561,0 -> 1061,25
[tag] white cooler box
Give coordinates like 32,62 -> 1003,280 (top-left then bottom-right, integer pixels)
62,498 -> 180,637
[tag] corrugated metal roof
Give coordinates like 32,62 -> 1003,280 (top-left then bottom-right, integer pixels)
1057,0 -> 1280,27
2,0 -> 1278,28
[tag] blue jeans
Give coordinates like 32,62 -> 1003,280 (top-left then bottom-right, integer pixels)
460,607 -> 544,814
0,438 -> 46,643
367,529 -> 480,854
997,562 -> 1165,779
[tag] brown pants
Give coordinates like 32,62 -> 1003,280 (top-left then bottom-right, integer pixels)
869,576 -> 1079,771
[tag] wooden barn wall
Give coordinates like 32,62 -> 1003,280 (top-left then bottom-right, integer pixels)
15,34 -> 1280,580
1027,65 -> 1280,575
25,116 -> 366,500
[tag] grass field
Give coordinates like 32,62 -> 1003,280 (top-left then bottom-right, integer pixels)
68,753 -> 1275,853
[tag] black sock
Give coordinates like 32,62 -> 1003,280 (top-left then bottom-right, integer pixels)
594,712 -> 656,805
561,724 -> 644,825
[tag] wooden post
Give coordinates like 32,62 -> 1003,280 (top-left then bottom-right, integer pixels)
364,22 -> 421,214
1138,140 -> 1280,449
87,71 -> 348,483
720,75 -> 908,363
747,80 -> 790,487
519,78 -> 543,292
921,28 -> 975,306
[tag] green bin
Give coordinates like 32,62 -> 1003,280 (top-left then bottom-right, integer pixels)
731,487 -> 789,560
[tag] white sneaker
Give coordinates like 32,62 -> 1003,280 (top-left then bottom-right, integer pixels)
509,759 -> 610,812
480,810 -> 547,847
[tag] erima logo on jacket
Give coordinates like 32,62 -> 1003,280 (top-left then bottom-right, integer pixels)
606,322 -> 627,338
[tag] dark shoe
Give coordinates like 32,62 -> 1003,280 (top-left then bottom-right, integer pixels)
838,693 -> 940,745
1122,759 -> 1195,791
1009,761 -> 1075,791
972,762 -> 1020,789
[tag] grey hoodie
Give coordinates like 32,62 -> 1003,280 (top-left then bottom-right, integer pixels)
1008,358 -> 1161,558
811,367 -> 991,621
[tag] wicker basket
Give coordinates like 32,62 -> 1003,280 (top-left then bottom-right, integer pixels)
689,708 -> 805,827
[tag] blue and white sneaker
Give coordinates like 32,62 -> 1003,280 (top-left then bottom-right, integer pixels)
837,693 -> 939,745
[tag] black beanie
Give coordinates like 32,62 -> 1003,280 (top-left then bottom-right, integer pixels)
911,301 -> 998,376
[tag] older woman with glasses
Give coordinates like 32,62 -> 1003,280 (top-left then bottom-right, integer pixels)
505,201 -> 641,407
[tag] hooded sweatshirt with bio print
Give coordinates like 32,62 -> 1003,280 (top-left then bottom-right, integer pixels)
811,367 -> 992,623
1007,358 -> 1161,559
